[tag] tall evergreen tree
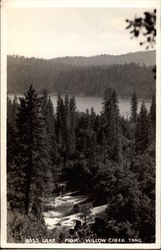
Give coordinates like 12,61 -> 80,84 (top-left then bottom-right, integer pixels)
101,89 -> 122,162
101,88 -> 113,117
63,94 -> 71,159
135,101 -> 149,154
16,85 -> 52,214
149,94 -> 156,133
56,92 -> 64,145
148,94 -> 156,155
41,90 -> 57,191
7,96 -> 21,210
112,90 -> 122,162
90,107 -> 96,130
130,91 -> 138,122
69,96 -> 76,130
47,97 -> 55,137
7,96 -> 19,170
69,96 -> 76,155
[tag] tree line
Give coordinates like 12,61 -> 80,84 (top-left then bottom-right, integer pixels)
8,55 -> 155,98
7,85 -> 155,243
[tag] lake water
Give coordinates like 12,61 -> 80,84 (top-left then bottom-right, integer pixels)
9,94 -> 151,116
49,94 -> 151,116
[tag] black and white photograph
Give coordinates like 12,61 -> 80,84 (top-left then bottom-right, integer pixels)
1,0 -> 160,248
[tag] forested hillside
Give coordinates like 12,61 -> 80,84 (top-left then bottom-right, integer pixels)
7,53 -> 155,98
7,86 -> 155,243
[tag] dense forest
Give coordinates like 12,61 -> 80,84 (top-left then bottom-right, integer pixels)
7,85 -> 155,243
7,54 -> 155,97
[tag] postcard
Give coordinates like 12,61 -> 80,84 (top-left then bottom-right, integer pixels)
1,0 -> 160,248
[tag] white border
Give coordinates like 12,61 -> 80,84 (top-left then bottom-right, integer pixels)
1,1 -> 7,248
1,0 -> 161,248
0,0 -> 160,8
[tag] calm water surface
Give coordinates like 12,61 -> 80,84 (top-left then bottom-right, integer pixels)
49,94 -> 151,116
9,94 -> 151,116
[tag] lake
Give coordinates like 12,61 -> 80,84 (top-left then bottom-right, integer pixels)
49,94 -> 151,116
9,94 -> 151,116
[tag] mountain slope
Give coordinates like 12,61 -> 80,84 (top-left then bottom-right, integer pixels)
7,51 -> 156,98
53,50 -> 155,66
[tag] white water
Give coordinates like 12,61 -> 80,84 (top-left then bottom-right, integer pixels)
43,192 -> 107,230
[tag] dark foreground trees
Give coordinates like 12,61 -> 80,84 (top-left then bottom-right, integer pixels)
7,86 -> 54,242
7,86 -> 155,243
130,91 -> 138,122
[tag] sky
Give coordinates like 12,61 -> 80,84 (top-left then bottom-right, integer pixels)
6,7 -> 154,58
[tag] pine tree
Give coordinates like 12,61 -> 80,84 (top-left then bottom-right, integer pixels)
7,96 -> 19,170
101,89 -> 122,162
56,92 -> 64,145
65,94 -> 70,117
12,96 -> 19,124
101,88 -> 113,117
88,133 -> 97,165
41,90 -> 57,192
148,94 -> 156,156
7,96 -> 21,210
94,115 -> 101,133
16,85 -> 52,215
47,97 -> 55,138
90,107 -> 96,129
112,91 -> 122,162
69,96 -> 76,129
63,94 -> 71,159
130,91 -> 138,122
69,96 -> 76,155
135,101 -> 149,154
149,94 -> 156,133
84,109 -> 90,129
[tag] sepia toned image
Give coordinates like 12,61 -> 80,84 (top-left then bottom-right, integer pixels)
1,0 -> 160,248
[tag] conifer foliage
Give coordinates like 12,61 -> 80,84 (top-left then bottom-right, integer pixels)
7,86 -> 156,243
16,85 -> 52,214
135,101 -> 149,154
130,91 -> 138,122
101,88 -> 122,162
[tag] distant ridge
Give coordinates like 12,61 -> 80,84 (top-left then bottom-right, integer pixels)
52,50 -> 155,67
7,50 -> 156,97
